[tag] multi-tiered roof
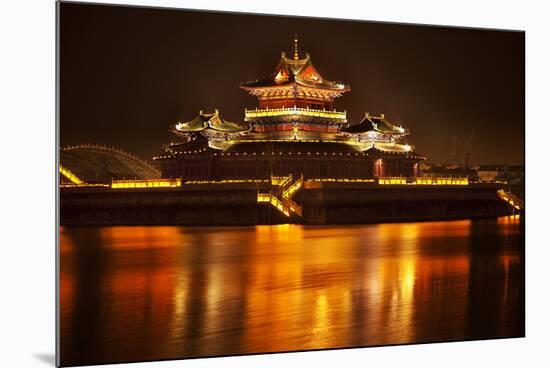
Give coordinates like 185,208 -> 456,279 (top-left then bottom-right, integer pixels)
155,36 -> 425,180
241,36 -> 349,110
167,36 -> 420,157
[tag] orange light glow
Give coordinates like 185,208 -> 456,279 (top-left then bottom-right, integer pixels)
111,178 -> 182,189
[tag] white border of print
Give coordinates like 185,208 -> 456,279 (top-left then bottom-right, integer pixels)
1,0 -> 548,367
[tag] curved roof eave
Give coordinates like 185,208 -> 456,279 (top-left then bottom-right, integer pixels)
241,52 -> 349,93
174,111 -> 248,134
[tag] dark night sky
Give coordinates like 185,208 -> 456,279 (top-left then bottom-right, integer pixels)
60,2 -> 524,164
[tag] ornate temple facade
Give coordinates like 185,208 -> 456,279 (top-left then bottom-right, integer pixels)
155,37 -> 424,180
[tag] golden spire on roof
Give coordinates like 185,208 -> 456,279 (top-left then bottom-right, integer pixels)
293,33 -> 299,60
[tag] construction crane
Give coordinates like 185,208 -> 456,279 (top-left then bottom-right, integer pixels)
451,136 -> 459,165
463,129 -> 474,175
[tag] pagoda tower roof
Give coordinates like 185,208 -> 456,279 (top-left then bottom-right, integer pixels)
342,113 -> 409,135
241,36 -> 350,93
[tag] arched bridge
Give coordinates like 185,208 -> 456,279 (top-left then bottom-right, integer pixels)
60,144 -> 160,184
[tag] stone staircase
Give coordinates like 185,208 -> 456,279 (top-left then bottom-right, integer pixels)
258,174 -> 304,218
497,189 -> 524,211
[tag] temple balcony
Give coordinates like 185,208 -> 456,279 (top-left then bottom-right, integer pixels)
245,106 -> 347,122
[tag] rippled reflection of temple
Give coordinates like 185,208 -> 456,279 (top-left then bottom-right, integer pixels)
155,36 -> 424,180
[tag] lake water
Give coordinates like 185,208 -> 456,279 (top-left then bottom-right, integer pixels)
59,216 -> 524,366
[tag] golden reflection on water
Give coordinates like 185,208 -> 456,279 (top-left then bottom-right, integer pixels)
497,215 -> 522,236
59,217 -> 524,365
497,214 -> 521,225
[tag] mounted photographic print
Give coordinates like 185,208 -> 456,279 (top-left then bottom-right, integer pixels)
57,1 -> 525,366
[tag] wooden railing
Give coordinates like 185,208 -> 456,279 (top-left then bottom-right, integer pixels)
245,106 -> 347,120
111,178 -> 182,189
378,177 -> 469,185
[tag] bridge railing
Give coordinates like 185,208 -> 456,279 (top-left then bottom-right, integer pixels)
62,144 -> 160,177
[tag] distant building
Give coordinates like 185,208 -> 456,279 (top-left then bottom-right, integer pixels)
476,165 -> 502,182
420,163 -> 477,179
420,162 -> 524,199
476,164 -> 524,184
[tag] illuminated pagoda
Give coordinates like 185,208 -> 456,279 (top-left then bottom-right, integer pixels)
155,36 -> 424,180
